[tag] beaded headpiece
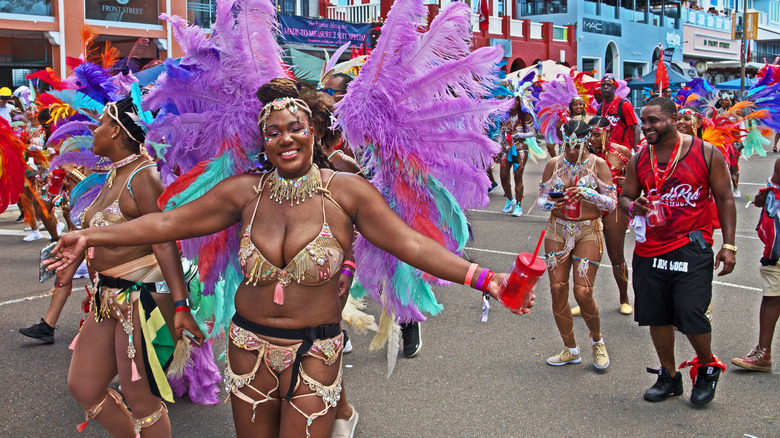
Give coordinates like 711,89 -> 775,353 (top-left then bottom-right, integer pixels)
560,129 -> 591,148
679,107 -> 700,116
570,96 -> 584,103
257,97 -> 312,132
601,76 -> 618,87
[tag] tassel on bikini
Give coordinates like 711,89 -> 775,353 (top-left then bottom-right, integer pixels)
273,282 -> 285,305
131,361 -> 142,382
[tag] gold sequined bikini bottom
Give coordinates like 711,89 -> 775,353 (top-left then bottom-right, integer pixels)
225,320 -> 343,436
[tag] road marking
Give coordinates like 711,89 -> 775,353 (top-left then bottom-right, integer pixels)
465,246 -> 761,291
0,229 -> 55,238
0,290 -> 53,307
713,281 -> 761,291
471,209 -> 548,219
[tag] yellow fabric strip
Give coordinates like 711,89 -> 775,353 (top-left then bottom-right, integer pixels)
138,300 -> 174,403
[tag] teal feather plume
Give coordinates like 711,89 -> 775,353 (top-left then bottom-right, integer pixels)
428,177 -> 468,252
59,135 -> 94,154
47,90 -> 105,119
391,263 -> 443,316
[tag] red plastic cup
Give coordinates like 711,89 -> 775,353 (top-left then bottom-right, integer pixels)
564,198 -> 581,220
46,169 -> 66,197
647,199 -> 670,227
499,252 -> 547,312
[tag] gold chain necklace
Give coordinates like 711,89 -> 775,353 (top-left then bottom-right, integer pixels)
267,165 -> 321,206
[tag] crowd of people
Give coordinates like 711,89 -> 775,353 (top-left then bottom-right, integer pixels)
2,0 -> 780,436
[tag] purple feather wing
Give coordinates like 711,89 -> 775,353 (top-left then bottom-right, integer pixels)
142,0 -> 288,319
337,0 -> 510,321
144,0 -> 286,176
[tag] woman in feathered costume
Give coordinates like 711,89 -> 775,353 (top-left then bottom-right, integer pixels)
536,119 -> 617,370
59,96 -> 202,437
580,116 -> 633,316
48,80 -> 521,438
536,72 -> 594,157
497,75 -> 538,217
47,0 -> 527,435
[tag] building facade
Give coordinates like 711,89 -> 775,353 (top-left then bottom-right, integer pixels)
0,0 -> 226,87
516,0 -> 684,80
322,0 -> 577,72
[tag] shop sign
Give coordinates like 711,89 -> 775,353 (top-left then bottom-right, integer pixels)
278,14 -> 372,48
666,32 -> 681,49
582,18 -> 621,37
732,11 -> 759,40
694,34 -> 736,54
85,0 -> 159,25
662,47 -> 674,62
11,39 -> 48,64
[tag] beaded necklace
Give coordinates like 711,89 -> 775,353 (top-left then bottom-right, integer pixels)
106,154 -> 141,188
267,164 -> 321,206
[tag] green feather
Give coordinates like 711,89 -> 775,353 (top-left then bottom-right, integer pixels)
428,177 -> 468,251
60,135 -> 94,154
392,263 -> 443,316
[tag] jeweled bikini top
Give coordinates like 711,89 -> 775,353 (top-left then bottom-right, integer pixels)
82,163 -> 155,229
238,170 -> 346,289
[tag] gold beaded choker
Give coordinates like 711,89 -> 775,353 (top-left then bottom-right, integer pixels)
106,154 -> 141,188
267,165 -> 321,206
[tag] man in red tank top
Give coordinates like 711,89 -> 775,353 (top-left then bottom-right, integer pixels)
596,77 -> 640,151
619,97 -> 736,406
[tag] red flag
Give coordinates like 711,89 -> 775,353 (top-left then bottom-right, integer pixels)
655,46 -> 669,94
479,0 -> 489,32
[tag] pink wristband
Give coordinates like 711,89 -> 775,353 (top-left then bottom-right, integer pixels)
342,260 -> 356,270
464,263 -> 478,286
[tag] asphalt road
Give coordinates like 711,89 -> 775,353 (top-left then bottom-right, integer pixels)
1,152 -> 779,437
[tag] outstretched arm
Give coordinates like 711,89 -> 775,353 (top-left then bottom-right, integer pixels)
46,174 -> 254,271
343,175 -> 524,309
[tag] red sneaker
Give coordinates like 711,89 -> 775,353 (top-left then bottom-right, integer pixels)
731,346 -> 772,372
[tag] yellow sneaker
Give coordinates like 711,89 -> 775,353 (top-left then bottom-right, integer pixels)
593,342 -> 610,370
571,305 -> 581,316
546,347 -> 582,366
619,303 -> 633,315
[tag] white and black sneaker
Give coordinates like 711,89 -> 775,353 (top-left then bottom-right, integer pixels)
401,321 -> 422,358
343,330 -> 353,354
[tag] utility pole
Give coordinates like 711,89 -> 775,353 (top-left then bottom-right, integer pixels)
740,0 -> 747,93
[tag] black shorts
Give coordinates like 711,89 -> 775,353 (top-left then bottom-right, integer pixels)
632,241 -> 714,334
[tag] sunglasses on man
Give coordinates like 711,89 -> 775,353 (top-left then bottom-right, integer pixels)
321,88 -> 346,96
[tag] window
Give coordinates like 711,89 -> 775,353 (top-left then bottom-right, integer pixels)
187,0 -> 217,28
519,0 -> 567,16
12,69 -> 35,87
582,57 -> 599,73
0,0 -> 51,16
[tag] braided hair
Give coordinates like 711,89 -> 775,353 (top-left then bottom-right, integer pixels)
112,97 -> 147,154
562,119 -> 591,138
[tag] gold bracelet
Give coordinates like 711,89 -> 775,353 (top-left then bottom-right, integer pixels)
721,244 -> 737,254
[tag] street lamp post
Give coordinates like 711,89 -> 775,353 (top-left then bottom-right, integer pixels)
740,0 -> 747,93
